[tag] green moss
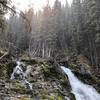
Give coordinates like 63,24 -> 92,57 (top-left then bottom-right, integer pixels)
41,63 -> 49,72
11,84 -> 26,94
18,96 -> 31,100
0,63 -> 7,77
21,59 -> 38,65
58,96 -> 63,100
48,95 -> 63,100
39,92 -> 63,100
39,94 -> 46,99
92,76 -> 100,84
39,95 -> 62,100
41,63 -> 51,78
48,95 -> 55,100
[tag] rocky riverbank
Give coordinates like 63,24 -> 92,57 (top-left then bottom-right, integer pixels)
0,51 -> 100,100
68,54 -> 100,93
0,52 -> 71,100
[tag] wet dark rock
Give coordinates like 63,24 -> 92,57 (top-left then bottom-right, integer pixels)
69,93 -> 76,100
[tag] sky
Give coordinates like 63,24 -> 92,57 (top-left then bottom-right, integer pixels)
11,0 -> 73,12
5,0 -> 73,19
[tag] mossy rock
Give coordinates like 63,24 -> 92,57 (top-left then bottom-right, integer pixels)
60,80 -> 68,87
21,58 -> 38,65
39,95 -> 63,100
48,94 -> 63,100
6,61 -> 16,78
41,64 -> 49,72
17,96 -> 31,100
39,92 -> 63,100
11,84 -> 26,94
0,64 -> 6,77
41,63 -> 51,78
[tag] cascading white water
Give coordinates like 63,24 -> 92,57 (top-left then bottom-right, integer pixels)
11,61 -> 32,91
61,66 -> 100,100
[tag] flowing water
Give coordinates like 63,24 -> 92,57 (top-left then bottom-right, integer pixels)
11,61 -> 33,91
61,66 -> 100,100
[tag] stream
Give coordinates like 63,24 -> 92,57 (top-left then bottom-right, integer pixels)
10,61 -> 100,100
61,66 -> 100,100
10,61 -> 33,96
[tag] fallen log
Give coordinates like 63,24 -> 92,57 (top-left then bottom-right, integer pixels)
0,52 -> 9,60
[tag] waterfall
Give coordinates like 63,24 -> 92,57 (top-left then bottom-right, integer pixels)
61,66 -> 100,100
10,61 -> 33,91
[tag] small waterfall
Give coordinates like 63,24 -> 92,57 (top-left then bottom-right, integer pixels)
11,61 -> 33,91
61,66 -> 100,100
